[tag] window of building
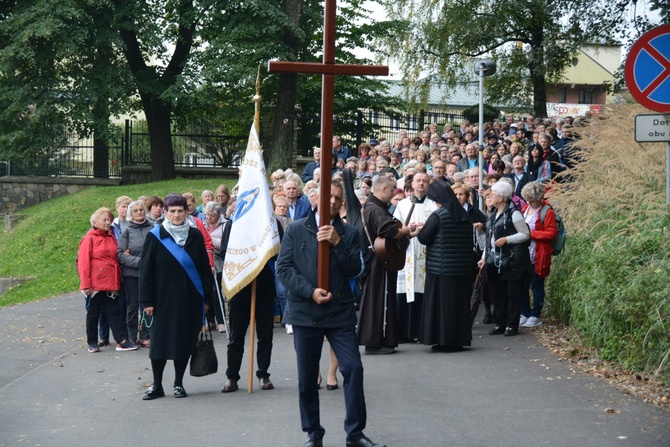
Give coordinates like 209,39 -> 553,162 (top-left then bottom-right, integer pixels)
558,88 -> 567,103
578,89 -> 592,104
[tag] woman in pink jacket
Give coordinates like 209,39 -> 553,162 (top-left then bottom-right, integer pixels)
78,208 -> 138,353
519,182 -> 558,328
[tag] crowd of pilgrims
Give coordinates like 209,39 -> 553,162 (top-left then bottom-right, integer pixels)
77,113 -> 574,377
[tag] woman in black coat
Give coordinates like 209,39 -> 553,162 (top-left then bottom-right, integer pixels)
139,194 -> 213,400
416,182 -> 474,352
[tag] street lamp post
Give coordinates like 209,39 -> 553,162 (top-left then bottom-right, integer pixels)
473,59 -> 496,210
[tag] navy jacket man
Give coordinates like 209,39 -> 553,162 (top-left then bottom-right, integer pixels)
276,182 -> 385,447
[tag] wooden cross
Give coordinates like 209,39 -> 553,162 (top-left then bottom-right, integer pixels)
268,0 -> 388,290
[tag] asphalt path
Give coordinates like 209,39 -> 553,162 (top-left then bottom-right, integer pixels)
0,292 -> 668,447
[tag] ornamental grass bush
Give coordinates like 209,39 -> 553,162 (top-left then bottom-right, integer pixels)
547,97 -> 670,384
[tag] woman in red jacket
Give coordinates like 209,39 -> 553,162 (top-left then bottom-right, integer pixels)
519,182 -> 558,328
78,208 -> 138,353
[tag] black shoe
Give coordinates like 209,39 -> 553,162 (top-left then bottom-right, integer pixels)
489,326 -> 505,335
97,339 -> 109,347
431,345 -> 465,352
142,385 -> 165,401
303,438 -> 323,447
259,376 -> 274,390
346,436 -> 386,447
364,346 -> 396,355
221,379 -> 238,393
504,327 -> 519,336
326,380 -> 339,390
482,313 -> 493,324
173,385 -> 187,398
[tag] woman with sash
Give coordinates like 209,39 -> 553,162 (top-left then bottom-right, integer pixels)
139,194 -> 213,400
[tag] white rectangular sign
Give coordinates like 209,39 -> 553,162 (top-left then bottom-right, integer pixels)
635,114 -> 670,142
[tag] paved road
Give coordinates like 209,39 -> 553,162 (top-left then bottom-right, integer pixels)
0,292 -> 668,447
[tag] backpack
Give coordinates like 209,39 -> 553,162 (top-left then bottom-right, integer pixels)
540,205 -> 567,256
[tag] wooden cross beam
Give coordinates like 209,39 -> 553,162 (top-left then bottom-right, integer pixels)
268,0 -> 388,291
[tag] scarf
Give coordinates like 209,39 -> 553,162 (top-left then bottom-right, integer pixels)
162,219 -> 190,247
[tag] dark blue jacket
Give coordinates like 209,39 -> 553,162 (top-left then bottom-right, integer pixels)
276,210 -> 364,328
290,198 -> 312,221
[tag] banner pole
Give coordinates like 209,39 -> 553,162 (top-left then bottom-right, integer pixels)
247,278 -> 257,393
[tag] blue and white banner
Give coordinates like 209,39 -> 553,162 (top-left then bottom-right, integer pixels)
222,124 -> 280,299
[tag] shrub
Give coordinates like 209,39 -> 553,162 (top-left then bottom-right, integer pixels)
547,98 -> 670,384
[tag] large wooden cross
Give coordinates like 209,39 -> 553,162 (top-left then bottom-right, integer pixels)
269,0 -> 388,290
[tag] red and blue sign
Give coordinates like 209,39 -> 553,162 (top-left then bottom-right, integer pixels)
625,24 -> 670,113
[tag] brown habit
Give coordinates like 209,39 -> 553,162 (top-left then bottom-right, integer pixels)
358,194 -> 400,348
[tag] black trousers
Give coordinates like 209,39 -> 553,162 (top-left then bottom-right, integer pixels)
86,291 -> 127,344
293,325 -> 367,442
491,271 -> 526,330
225,275 -> 275,381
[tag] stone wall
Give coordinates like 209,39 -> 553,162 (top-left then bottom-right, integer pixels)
0,176 -> 121,214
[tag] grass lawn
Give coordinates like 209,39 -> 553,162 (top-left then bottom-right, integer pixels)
0,177 -> 236,306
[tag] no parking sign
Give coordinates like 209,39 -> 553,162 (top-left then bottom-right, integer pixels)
625,24 -> 670,113
625,24 -> 670,204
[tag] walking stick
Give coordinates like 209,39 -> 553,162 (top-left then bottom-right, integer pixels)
213,273 -> 230,339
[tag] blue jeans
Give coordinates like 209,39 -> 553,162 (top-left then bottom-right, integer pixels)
522,268 -> 545,318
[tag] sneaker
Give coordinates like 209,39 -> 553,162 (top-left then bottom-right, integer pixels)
88,343 -> 101,353
116,340 -> 139,351
218,324 -> 226,333
285,324 -> 293,335
519,315 -> 528,326
522,316 -> 543,328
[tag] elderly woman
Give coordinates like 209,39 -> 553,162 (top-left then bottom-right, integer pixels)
204,201 -> 229,333
139,194 -> 213,400
78,208 -> 138,353
312,167 -> 322,185
519,182 -> 558,328
416,182 -> 474,352
196,190 -> 214,214
145,196 -> 164,226
477,180 -> 531,337
118,201 -> 153,347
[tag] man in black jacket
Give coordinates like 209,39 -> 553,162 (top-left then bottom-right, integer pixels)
276,182 -> 385,447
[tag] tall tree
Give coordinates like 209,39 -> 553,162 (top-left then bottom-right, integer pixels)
378,0 -> 627,117
0,0 -> 133,174
112,0 -> 197,180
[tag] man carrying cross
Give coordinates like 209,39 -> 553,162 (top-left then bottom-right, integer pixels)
269,0 -> 389,444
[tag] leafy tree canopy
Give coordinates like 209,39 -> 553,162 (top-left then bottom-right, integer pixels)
376,0 -> 632,117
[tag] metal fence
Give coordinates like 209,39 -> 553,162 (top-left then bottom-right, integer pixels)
1,132 -> 123,178
0,108 -> 466,177
124,120 -> 247,168
296,109 -> 465,156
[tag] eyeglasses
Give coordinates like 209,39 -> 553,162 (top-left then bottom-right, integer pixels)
132,209 -> 145,213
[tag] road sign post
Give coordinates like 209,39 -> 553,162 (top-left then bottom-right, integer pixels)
626,24 -> 670,204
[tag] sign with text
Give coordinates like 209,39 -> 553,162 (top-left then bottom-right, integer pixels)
546,103 -> 604,117
635,114 -> 670,142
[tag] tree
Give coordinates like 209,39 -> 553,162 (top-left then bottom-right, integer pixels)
0,0 -> 397,180
378,0 -> 628,117
0,0 -> 134,176
191,0 -> 397,173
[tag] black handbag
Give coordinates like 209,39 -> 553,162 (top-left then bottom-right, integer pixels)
190,326 -> 218,377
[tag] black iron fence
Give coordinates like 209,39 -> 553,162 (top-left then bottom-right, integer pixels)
1,132 -> 123,178
0,108 -> 465,177
124,120 -> 247,168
